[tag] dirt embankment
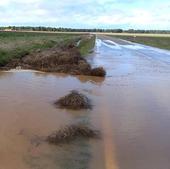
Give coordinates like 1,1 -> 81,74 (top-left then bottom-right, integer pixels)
1,39 -> 106,77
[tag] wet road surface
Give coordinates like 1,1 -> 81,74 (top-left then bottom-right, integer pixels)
89,35 -> 170,169
1,35 -> 170,169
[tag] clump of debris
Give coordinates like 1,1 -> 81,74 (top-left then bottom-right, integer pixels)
91,67 -> 106,77
2,41 -> 106,77
55,90 -> 92,110
46,124 -> 100,144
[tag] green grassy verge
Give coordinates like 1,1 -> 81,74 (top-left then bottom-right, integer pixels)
78,35 -> 96,56
0,31 -> 80,66
110,35 -> 170,50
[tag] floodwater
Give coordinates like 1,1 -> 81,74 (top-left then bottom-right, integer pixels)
1,36 -> 170,169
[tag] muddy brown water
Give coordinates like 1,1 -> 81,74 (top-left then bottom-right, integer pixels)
1,36 -> 170,169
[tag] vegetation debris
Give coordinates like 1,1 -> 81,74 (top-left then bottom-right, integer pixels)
55,90 -> 92,110
46,124 -> 100,144
0,33 -> 106,77
91,67 -> 106,77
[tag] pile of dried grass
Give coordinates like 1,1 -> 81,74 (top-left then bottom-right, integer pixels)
78,60 -> 91,74
91,67 -> 106,77
46,124 -> 100,144
55,90 -> 92,110
2,39 -> 107,77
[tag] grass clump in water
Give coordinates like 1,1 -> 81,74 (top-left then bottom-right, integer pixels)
55,90 -> 92,110
91,67 -> 106,77
46,124 -> 100,144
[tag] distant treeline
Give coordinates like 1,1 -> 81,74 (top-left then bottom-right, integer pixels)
0,26 -> 170,34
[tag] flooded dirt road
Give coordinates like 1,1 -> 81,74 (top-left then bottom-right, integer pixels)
1,36 -> 170,169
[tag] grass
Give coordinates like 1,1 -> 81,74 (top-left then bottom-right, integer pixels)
0,31 -> 81,66
97,32 -> 170,37
78,35 -> 96,56
109,34 -> 170,50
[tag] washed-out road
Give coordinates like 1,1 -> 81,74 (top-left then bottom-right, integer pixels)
1,35 -> 170,169
88,35 -> 170,169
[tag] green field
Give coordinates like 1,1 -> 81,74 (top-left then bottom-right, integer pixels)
108,34 -> 170,50
0,31 -> 95,66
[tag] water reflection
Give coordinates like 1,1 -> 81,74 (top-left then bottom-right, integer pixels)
34,72 -> 105,84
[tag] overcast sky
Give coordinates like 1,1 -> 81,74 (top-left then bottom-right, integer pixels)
0,0 -> 170,29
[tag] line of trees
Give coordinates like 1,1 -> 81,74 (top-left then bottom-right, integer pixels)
124,29 -> 170,34
0,26 -> 170,34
